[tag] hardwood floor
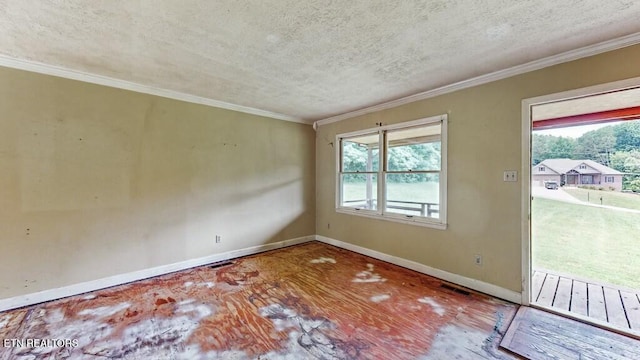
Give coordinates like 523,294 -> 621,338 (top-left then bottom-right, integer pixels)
501,306 -> 640,360
0,242 -> 519,359
532,269 -> 640,336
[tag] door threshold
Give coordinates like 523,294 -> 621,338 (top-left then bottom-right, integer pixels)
530,303 -> 640,340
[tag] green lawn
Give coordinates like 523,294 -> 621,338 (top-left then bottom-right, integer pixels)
343,181 -> 439,203
563,187 -> 640,211
532,197 -> 640,289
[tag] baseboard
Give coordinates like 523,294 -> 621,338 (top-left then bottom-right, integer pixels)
315,235 -> 522,304
0,235 -> 315,312
0,234 -> 522,312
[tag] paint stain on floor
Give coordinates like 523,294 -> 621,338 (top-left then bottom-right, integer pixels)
310,257 -> 336,264
418,297 -> 446,316
352,263 -> 387,283
0,242 -> 518,359
369,294 -> 391,303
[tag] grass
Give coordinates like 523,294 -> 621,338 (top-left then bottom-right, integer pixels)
532,197 -> 640,289
342,181 -> 439,203
563,187 -> 640,211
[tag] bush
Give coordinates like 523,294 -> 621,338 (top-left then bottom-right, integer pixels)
609,186 -> 616,191
598,187 -> 605,191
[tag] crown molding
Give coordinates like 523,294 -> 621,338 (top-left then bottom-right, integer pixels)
0,54 -> 307,124
315,32 -> 640,127
4,31 -> 640,127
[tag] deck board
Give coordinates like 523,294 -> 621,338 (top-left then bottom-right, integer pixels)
553,277 -> 573,311
621,291 -> 640,330
587,283 -> 608,322
537,273 -> 559,307
604,287 -> 630,329
532,269 -> 640,336
570,280 -> 589,316
532,271 -> 545,302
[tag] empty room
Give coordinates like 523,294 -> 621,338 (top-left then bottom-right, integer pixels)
2,1 -> 640,359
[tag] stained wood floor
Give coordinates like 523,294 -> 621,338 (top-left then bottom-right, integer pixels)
0,242 -> 519,359
500,306 -> 640,360
532,269 -> 640,335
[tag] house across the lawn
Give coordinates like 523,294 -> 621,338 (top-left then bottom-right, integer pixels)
532,159 -> 623,191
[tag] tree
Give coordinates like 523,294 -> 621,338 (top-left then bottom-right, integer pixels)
549,136 -> 575,159
573,127 -> 616,165
388,143 -> 440,182
532,134 -> 552,165
610,150 -> 640,192
614,121 -> 640,152
342,142 -> 378,182
532,134 -> 576,164
342,140 -> 440,183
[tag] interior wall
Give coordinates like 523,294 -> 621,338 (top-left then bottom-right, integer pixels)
316,44 -> 640,293
0,67 -> 315,299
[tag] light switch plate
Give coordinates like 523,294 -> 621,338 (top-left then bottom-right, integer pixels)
503,170 -> 517,182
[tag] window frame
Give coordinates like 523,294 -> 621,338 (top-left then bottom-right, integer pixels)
335,115 -> 448,229
337,131 -> 381,216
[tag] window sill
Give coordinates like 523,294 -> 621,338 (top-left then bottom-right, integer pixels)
335,208 -> 447,230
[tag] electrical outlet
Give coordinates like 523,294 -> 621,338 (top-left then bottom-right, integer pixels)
215,235 -> 221,243
474,254 -> 482,266
503,170 -> 517,182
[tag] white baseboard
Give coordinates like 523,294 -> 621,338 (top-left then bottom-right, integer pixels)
0,235 -> 315,312
315,235 -> 522,304
0,234 -> 522,312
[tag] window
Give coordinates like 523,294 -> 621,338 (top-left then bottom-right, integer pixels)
605,176 -> 615,183
579,164 -> 587,169
339,134 -> 379,211
336,115 -> 447,229
539,166 -> 545,171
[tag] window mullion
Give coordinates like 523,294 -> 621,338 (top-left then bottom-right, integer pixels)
439,117 -> 447,225
337,138 -> 343,208
379,129 -> 386,215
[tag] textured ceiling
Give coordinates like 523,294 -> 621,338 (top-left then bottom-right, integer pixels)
1,1 -> 640,123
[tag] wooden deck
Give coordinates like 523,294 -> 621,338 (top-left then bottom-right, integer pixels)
532,269 -> 640,336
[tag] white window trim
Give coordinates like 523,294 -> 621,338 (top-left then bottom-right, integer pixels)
335,114 -> 448,230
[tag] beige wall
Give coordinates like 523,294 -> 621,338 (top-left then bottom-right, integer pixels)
0,67 -> 315,299
316,44 -> 640,293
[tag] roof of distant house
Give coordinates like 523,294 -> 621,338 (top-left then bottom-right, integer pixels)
535,159 -> 623,175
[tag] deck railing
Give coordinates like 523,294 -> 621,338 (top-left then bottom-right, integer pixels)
344,199 -> 439,217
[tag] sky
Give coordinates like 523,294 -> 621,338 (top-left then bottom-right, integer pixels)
534,121 -> 623,138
